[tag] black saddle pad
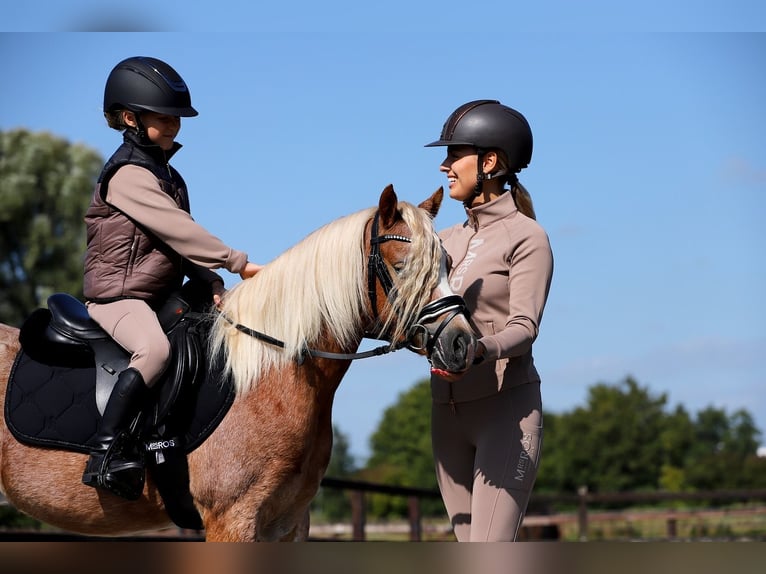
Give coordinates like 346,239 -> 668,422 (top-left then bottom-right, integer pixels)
5,351 -> 99,451
4,347 -> 235,455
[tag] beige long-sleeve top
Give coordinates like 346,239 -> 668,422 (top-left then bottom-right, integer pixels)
106,165 -> 248,274
431,191 -> 554,404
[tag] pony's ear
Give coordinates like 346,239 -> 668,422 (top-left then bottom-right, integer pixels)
378,184 -> 399,227
418,187 -> 443,220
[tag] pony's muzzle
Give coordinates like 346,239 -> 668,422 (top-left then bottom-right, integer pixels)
411,295 -> 477,373
429,327 -> 477,374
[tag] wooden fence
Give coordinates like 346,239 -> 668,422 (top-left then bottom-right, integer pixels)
316,478 -> 766,541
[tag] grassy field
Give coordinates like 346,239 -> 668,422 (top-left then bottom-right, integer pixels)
555,505 -> 766,541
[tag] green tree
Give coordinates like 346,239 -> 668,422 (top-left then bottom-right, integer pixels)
538,377 -> 671,493
311,425 -> 357,522
362,378 -> 442,518
740,451 -> 766,489
722,409 -> 760,458
656,405 -> 696,491
538,378 -> 764,494
684,407 -> 762,489
539,394 -> 697,494
0,129 -> 102,326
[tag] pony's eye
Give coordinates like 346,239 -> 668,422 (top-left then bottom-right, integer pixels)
393,262 -> 406,274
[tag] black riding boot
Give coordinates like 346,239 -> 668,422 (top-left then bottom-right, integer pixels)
82,367 -> 147,500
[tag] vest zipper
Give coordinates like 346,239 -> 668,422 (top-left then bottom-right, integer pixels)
127,234 -> 139,274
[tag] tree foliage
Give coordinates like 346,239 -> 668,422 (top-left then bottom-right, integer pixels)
535,376 -> 765,494
0,129 -> 102,326
537,377 -> 671,492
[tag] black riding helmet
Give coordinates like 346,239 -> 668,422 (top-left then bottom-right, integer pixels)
104,56 -> 198,117
425,99 -> 532,174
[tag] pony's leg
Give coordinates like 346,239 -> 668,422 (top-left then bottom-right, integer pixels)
201,504 -> 310,542
202,511 -> 257,542
279,508 -> 310,541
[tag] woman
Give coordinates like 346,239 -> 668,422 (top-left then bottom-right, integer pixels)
425,99 -> 553,541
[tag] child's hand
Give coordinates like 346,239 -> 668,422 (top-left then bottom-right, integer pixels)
240,262 -> 263,279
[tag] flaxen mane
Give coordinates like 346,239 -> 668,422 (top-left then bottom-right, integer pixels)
209,202 -> 442,395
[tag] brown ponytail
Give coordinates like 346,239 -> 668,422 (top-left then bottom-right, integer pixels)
511,180 -> 536,220
494,150 -> 537,220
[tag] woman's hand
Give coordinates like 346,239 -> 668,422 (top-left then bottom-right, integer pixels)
472,340 -> 487,365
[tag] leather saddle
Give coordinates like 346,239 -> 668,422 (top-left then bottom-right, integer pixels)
19,291 -> 201,425
6,286 -> 235,529
10,281 -> 235,460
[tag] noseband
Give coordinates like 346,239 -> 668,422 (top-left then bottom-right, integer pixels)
404,295 -> 467,355
226,209 -> 468,363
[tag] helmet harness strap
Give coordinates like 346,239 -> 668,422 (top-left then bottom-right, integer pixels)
469,148 -> 508,205
131,112 -> 152,146
123,109 -> 150,144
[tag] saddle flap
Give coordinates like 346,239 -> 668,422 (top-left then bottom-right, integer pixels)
151,318 -> 204,426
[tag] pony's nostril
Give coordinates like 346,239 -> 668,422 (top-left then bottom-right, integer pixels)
448,333 -> 475,370
453,334 -> 467,358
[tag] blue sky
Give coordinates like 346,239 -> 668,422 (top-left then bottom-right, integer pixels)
1,10 -> 765,462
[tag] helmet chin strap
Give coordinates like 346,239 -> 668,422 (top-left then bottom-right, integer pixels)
127,110 -> 153,146
468,149 -> 507,206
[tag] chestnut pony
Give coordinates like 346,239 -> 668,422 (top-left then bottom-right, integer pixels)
0,185 -> 476,541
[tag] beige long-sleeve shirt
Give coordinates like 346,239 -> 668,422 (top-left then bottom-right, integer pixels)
106,165 -> 248,274
431,191 -> 553,404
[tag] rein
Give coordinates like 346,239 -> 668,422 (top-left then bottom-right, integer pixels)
223,210 -> 468,364
223,316 -> 402,363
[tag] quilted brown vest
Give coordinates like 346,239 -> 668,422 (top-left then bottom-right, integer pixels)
83,132 -> 190,305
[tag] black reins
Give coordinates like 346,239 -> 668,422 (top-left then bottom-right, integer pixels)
225,317 -> 397,363
224,210 -> 467,363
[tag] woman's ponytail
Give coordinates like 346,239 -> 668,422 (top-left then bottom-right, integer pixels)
497,152 -> 536,220
509,177 -> 536,220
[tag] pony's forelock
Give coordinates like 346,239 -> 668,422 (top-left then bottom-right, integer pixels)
375,203 -> 443,343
